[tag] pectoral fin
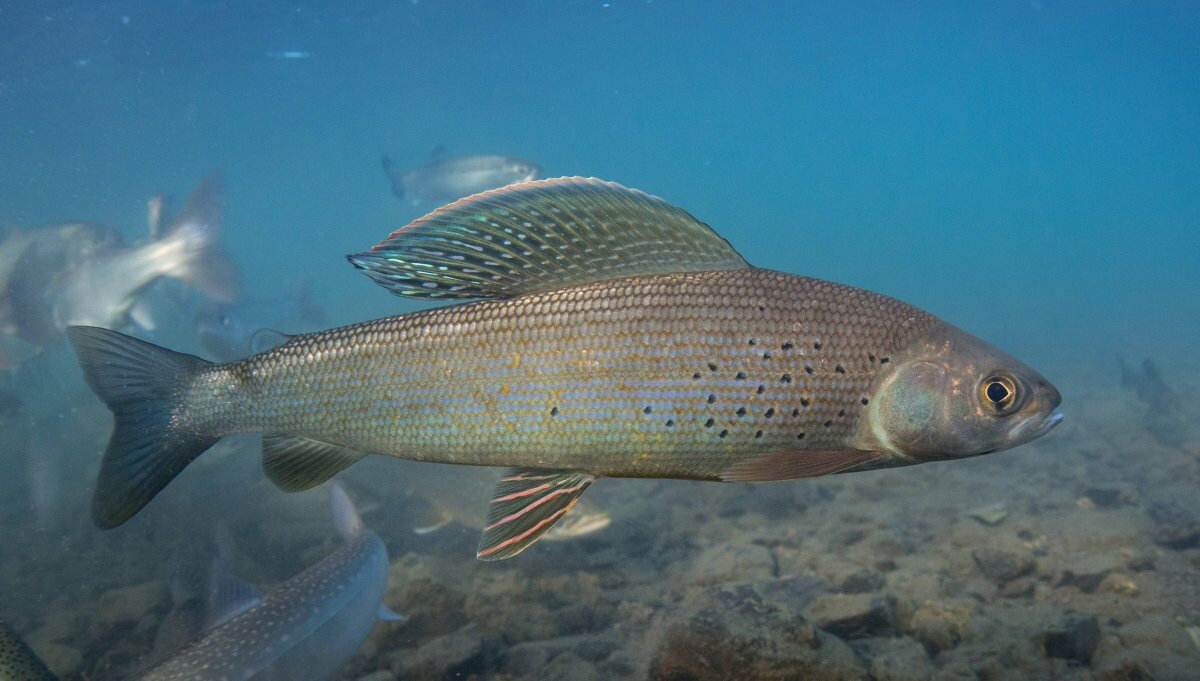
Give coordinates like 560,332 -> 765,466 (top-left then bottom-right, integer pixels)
261,435 -> 365,492
719,449 -> 891,482
476,469 -> 595,561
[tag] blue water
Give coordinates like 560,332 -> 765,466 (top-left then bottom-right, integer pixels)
2,2 -> 1198,679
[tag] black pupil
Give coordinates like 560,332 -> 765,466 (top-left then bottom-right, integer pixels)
986,381 -> 1009,404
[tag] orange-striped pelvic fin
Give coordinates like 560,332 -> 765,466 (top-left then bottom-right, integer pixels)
476,469 -> 595,560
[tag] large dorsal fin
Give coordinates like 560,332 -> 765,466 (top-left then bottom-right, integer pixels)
346,177 -> 749,300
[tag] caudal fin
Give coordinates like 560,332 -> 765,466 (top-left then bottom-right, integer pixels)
162,173 -> 241,302
67,326 -> 219,528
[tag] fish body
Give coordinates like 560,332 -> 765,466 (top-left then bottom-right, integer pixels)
50,175 -> 238,330
139,485 -> 397,681
0,222 -> 120,366
69,177 -> 1062,559
0,485 -> 400,681
382,153 -> 541,202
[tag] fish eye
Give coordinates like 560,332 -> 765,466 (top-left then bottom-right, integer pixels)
980,375 -> 1019,414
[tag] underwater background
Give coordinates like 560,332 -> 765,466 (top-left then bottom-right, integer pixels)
1,1 -> 1198,679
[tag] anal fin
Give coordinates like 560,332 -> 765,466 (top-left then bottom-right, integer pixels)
719,449 -> 892,482
262,434 -> 366,492
477,469 -> 595,561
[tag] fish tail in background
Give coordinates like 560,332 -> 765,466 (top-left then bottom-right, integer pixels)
66,326 -> 220,529
0,621 -> 59,680
329,481 -> 363,539
161,173 -> 240,302
381,155 -> 404,198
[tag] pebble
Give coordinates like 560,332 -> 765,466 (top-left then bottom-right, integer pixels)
1042,613 -> 1101,664
804,593 -> 898,640
971,548 -> 1035,584
401,623 -> 496,681
966,502 -> 1009,526
839,568 -> 885,594
908,600 -> 974,654
649,582 -> 867,680
94,580 -> 168,625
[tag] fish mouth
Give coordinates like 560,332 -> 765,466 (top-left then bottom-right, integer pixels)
1010,408 -> 1064,447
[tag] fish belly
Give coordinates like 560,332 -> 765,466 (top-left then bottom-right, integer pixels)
188,269 -> 930,478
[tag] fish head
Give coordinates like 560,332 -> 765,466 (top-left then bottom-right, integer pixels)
862,323 -> 1062,460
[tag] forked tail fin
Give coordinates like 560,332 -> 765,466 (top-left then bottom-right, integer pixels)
67,326 -> 219,528
161,173 -> 241,302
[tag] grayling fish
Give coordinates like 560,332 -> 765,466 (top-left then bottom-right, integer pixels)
0,222 -> 121,367
194,282 -> 324,361
381,152 -> 540,202
0,484 -> 403,681
50,174 -> 240,330
68,177 -> 1063,561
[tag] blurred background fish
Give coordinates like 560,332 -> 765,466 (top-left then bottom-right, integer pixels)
193,280 -> 325,361
48,174 -> 240,331
0,484 -> 403,681
0,176 -> 238,369
381,148 -> 541,203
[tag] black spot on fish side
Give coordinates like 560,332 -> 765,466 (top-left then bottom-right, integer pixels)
756,385 -> 765,395
765,408 -> 775,418
708,362 -> 718,372
755,430 -> 763,439
550,406 -> 559,416
792,408 -> 800,417
736,407 -> 747,417
797,432 -> 806,440
838,409 -> 846,417
748,338 -> 757,346
780,373 -> 792,384
707,394 -> 717,404
880,357 -> 890,364
800,398 -> 810,407
665,419 -> 674,427
719,429 -> 729,438
835,365 -> 845,374
781,341 -> 794,350
644,406 -> 653,414
861,397 -> 869,405
692,372 -> 702,380
735,372 -> 747,380
762,351 -> 772,360
804,366 -> 814,375
705,418 -> 715,428
823,420 -> 833,428
814,341 -> 822,350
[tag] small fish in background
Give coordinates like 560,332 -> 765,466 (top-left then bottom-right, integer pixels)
49,173 -> 241,331
0,484 -> 404,681
381,148 -> 541,203
265,50 -> 311,60
68,177 -> 1062,561
194,281 -> 325,362
1118,356 -> 1192,447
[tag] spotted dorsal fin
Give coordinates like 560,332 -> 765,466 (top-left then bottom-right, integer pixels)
346,177 -> 749,300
